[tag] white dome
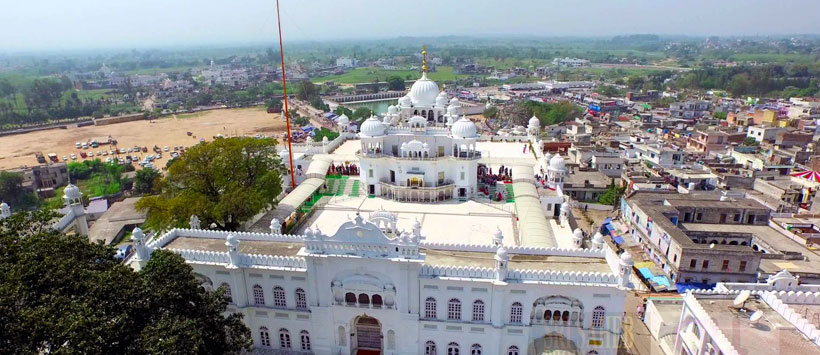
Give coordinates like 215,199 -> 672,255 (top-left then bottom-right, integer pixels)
399,95 -> 412,107
451,117 -> 478,139
447,105 -> 459,115
387,105 -> 398,114
573,228 -> 584,240
64,183 -> 81,200
382,115 -> 392,124
495,246 -> 510,261
549,155 -> 566,171
132,227 -> 145,241
408,115 -> 427,128
360,116 -> 385,137
620,251 -> 634,265
561,202 -> 571,211
436,93 -> 449,106
528,116 -> 540,128
337,113 -> 350,126
543,152 -> 553,165
449,97 -> 461,106
408,73 -> 440,106
592,232 -> 604,244
226,233 -> 239,247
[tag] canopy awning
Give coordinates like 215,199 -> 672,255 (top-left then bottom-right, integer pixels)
513,181 -> 557,248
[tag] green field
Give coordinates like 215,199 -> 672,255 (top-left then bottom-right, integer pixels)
125,65 -> 200,75
63,88 -> 110,101
313,66 -> 467,84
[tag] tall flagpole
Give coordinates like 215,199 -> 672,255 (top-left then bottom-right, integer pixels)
276,0 -> 296,188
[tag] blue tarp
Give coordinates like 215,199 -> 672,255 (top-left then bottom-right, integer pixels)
612,236 -> 624,245
675,282 -> 715,293
301,125 -> 316,132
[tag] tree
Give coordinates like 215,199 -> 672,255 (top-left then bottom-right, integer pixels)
136,137 -> 284,231
713,111 -> 728,120
483,106 -> 499,119
0,172 -> 37,210
386,76 -> 405,91
597,180 -> 625,206
334,106 -> 353,118
742,137 -> 760,146
0,210 -> 252,353
133,168 -> 161,194
296,80 -> 318,101
313,127 -> 340,142
352,107 -> 372,122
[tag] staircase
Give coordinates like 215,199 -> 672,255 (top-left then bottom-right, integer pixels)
349,179 -> 360,197
505,183 -> 515,203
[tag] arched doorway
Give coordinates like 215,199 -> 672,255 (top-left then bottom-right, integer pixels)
529,333 -> 579,355
354,315 -> 382,354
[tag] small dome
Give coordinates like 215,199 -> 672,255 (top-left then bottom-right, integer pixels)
447,105 -> 459,115
436,93 -> 448,106
449,97 -> 461,106
620,251 -> 634,265
592,232 -> 604,244
359,116 -> 385,137
226,234 -> 239,247
337,113 -> 350,126
493,228 -> 504,243
132,227 -> 145,241
528,116 -> 540,128
0,202 -> 8,210
495,246 -> 510,261
408,74 -> 440,106
64,183 -> 82,200
387,105 -> 398,114
543,152 -> 553,164
408,115 -> 427,128
573,228 -> 584,240
549,154 -> 566,171
561,202 -> 571,211
382,115 -> 392,124
399,95 -> 413,107
451,117 -> 478,139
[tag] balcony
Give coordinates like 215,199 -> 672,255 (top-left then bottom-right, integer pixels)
378,179 -> 456,202
357,150 -> 481,161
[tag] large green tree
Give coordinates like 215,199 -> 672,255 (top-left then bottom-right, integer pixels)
0,171 -> 37,210
137,137 -> 284,231
0,210 -> 252,353
133,168 -> 161,194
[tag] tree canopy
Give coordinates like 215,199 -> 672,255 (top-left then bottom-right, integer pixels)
133,168 -> 161,195
386,76 -> 405,91
0,210 -> 252,354
136,137 -> 285,231
0,171 -> 37,210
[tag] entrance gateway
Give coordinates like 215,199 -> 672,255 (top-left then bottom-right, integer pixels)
354,315 -> 382,354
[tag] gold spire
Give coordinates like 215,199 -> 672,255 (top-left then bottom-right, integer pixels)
422,45 -> 427,74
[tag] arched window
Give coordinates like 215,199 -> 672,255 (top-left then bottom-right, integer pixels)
592,306 -> 606,328
425,341 -> 437,355
372,294 -> 383,307
300,330 -> 311,351
544,310 -> 552,322
387,329 -> 396,349
220,282 -> 232,303
470,344 -> 482,355
562,310 -> 570,324
472,300 -> 485,322
273,286 -> 286,308
448,299 -> 462,320
507,345 -> 520,355
552,311 -> 561,322
510,302 -> 523,323
295,288 -> 307,309
338,326 -> 347,346
447,342 -> 460,355
358,293 -> 370,305
345,292 -> 356,305
259,327 -> 271,347
425,297 -> 437,319
279,328 -> 291,349
253,284 -> 265,305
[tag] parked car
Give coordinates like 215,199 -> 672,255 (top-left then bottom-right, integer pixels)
114,245 -> 133,260
163,146 -> 169,152
70,154 -> 77,160
81,143 -> 88,149
63,155 -> 68,161
75,142 -> 81,149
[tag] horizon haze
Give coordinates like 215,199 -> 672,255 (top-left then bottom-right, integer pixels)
2,0 -> 820,52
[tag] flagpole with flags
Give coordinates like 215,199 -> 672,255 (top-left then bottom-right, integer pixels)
276,0 -> 296,189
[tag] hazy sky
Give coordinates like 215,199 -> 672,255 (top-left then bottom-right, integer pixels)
2,0 -> 819,51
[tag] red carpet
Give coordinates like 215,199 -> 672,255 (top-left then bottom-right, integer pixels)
356,350 -> 380,355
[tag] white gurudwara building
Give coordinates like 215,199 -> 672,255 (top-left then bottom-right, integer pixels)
127,47 -> 634,355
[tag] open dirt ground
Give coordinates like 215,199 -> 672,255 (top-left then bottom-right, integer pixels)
0,108 -> 288,170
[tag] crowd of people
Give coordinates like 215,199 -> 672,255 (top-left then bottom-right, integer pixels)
478,165 -> 514,200
327,163 -> 359,176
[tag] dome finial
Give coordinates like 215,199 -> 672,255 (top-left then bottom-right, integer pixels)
421,44 -> 427,74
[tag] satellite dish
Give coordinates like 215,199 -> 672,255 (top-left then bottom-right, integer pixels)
733,290 -> 751,308
750,311 -> 763,322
